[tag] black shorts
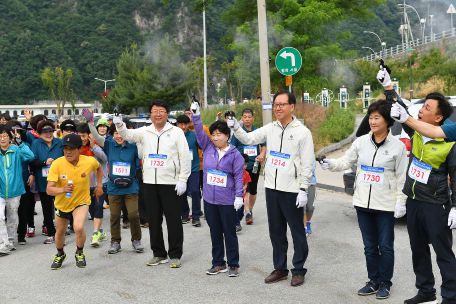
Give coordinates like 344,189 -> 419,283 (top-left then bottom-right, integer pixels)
56,204 -> 89,220
246,163 -> 262,195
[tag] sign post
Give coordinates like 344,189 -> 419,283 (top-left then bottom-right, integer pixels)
363,82 -> 371,110
276,47 -> 302,95
339,86 -> 348,109
303,91 -> 310,103
286,76 -> 292,93
322,88 -> 329,108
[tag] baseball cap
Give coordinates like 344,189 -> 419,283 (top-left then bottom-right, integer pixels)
48,114 -> 59,122
62,133 -> 83,149
60,119 -> 76,131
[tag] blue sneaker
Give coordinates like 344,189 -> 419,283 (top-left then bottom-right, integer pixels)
358,281 -> 379,296
306,222 -> 312,234
376,282 -> 390,299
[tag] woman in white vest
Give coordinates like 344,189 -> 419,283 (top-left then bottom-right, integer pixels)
320,99 -> 407,300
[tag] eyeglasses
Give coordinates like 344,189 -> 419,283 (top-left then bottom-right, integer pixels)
0,135 -> 9,139
151,110 -> 167,115
273,103 -> 290,109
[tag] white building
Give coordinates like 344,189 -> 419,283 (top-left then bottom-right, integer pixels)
0,100 -> 103,118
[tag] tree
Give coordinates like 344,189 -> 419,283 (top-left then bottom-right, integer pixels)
221,61 -> 239,101
41,67 -> 73,117
187,56 -> 216,103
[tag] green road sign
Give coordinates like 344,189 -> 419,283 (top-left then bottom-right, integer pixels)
275,47 -> 302,76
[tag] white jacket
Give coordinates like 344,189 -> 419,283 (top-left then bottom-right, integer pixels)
233,117 -> 314,193
330,131 -> 407,211
117,123 -> 191,185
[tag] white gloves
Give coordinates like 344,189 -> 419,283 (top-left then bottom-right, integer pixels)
448,208 -> 456,229
390,103 -> 409,123
190,101 -> 200,116
394,201 -> 407,218
175,181 -> 187,196
227,116 -> 240,130
113,114 -> 123,127
234,197 -> 244,211
377,69 -> 391,87
319,159 -> 334,170
296,190 -> 308,208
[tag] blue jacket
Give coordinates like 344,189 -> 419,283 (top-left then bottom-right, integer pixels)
26,131 -> 40,146
184,130 -> 200,173
0,143 -> 34,198
32,138 -> 63,192
231,125 -> 266,170
103,140 -> 141,196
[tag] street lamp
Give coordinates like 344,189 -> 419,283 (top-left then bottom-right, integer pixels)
362,46 -> 376,59
364,31 -> 384,52
94,78 -> 116,92
398,4 -> 424,40
406,48 -> 415,100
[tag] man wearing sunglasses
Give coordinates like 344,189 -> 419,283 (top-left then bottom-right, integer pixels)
227,91 -> 314,287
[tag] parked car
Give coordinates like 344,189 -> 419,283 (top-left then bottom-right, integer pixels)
343,97 -> 456,196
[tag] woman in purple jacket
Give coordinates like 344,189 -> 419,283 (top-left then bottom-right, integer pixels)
191,101 -> 244,277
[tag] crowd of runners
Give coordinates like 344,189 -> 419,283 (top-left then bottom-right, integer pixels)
0,62 -> 456,304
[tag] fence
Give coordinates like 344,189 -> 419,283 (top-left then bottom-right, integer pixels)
361,28 -> 455,62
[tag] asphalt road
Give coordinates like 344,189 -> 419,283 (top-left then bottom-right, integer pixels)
2,178 -> 454,304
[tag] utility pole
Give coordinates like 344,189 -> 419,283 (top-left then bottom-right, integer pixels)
257,0 -> 272,125
203,2 -> 208,109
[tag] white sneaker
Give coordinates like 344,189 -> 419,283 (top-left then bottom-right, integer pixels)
0,245 -> 10,256
7,242 -> 16,251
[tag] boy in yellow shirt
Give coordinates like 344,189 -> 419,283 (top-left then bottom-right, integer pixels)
46,134 -> 103,269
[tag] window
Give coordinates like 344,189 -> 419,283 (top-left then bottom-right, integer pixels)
52,110 -> 56,114
21,110 -> 24,115
13,110 -> 17,117
95,109 -> 98,113
67,109 -> 72,115
44,110 -> 48,116
75,109 -> 79,115
5,111 -> 9,115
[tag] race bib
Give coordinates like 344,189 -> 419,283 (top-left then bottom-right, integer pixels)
359,165 -> 384,186
268,151 -> 290,171
207,169 -> 227,187
112,162 -> 131,176
408,158 -> 431,184
243,146 -> 257,157
42,166 -> 51,177
148,154 -> 167,169
189,149 -> 193,161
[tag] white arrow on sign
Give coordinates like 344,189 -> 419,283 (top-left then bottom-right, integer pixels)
279,51 -> 295,66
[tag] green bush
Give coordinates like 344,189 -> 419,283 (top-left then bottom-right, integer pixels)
317,107 -> 355,143
200,101 -> 263,128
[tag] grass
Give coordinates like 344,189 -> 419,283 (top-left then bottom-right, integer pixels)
199,100 -> 356,152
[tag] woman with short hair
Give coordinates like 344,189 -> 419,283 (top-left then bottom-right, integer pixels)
319,99 -> 408,299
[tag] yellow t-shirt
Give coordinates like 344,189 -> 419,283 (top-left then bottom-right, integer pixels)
47,155 -> 100,212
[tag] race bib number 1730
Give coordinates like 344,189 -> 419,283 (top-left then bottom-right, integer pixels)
359,165 -> 384,186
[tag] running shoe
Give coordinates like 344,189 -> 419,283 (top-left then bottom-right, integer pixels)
192,219 -> 201,227
169,258 -> 181,268
34,208 -> 37,215
245,213 -> 253,225
147,256 -> 168,266
182,217 -> 190,224
42,226 -> 48,236
236,224 -> 242,232
376,282 -> 390,299
140,223 -> 149,228
306,222 -> 312,234
104,204 -> 109,209
98,231 -> 107,242
66,226 -> 70,235
18,237 -> 26,245
132,240 -> 145,252
27,227 -> 35,238
43,236 -> 55,244
206,265 -> 228,275
358,281 -> 379,296
108,242 -> 122,254
75,252 -> 87,268
0,245 -> 10,256
228,266 -> 239,277
122,221 -> 130,229
7,241 -> 16,251
51,253 -> 67,270
90,233 -> 100,247
403,294 -> 438,304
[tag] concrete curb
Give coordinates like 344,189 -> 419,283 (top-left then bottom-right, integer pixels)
315,118 -> 361,156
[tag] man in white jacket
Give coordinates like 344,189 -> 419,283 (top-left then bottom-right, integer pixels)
114,99 -> 191,268
227,91 -> 314,287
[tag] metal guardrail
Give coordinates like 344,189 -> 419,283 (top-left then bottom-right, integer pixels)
361,28 -> 455,62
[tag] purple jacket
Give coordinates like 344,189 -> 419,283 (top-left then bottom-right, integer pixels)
193,115 -> 244,205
